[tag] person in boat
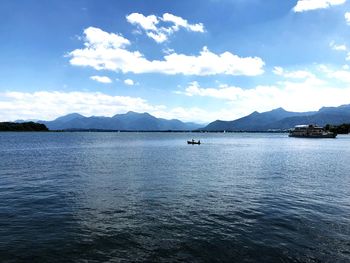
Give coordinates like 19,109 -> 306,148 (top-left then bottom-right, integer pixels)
192,139 -> 194,143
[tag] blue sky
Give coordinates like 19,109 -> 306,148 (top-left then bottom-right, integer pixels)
1,0 -> 350,123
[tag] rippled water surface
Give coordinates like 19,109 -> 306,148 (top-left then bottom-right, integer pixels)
1,132 -> 350,262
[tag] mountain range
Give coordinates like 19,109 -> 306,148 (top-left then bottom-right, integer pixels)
37,111 -> 202,131
203,104 -> 350,131
16,103 -> 350,131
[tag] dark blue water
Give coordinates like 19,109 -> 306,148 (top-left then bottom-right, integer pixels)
1,132 -> 350,262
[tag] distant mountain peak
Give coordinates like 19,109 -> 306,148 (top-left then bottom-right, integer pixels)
249,111 -> 260,116
118,111 -> 148,115
271,107 -> 286,112
112,111 -> 135,118
125,111 -> 138,115
54,113 -> 84,122
113,111 -> 153,118
66,113 -> 83,117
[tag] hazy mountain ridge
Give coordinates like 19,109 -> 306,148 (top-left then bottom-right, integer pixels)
38,111 -> 202,131
203,104 -> 350,131
19,104 -> 350,132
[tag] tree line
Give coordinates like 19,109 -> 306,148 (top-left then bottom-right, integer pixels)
325,123 -> 350,134
0,122 -> 49,131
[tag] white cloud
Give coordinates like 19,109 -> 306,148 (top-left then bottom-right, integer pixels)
124,79 -> 134,86
90,75 -> 112,83
152,107 -> 233,124
283,70 -> 315,79
177,72 -> 350,120
318,64 -> 347,78
330,41 -> 347,51
293,0 -> 346,12
179,81 -> 243,100
272,66 -> 284,75
126,13 -> 159,31
69,27 -> 265,76
83,26 -> 130,48
146,31 -> 168,43
273,67 -> 315,79
0,91 -> 164,121
2,68 -> 350,123
162,13 -> 204,33
319,64 -> 350,83
0,90 -> 225,123
345,12 -> 350,24
328,70 -> 350,82
126,12 -> 204,43
162,47 -> 175,54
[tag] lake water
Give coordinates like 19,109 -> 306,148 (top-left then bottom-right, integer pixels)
1,132 -> 350,262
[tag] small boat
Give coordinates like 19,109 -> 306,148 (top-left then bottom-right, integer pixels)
289,125 -> 337,138
187,140 -> 201,145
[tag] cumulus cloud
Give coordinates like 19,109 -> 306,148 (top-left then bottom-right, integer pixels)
90,75 -> 112,83
319,64 -> 350,83
0,90 -> 226,123
83,26 -> 130,48
124,79 -> 134,86
345,12 -> 350,24
3,65 -> 350,123
146,31 -> 168,43
162,13 -> 204,32
69,27 -> 265,76
293,0 -> 346,12
330,41 -> 347,51
126,13 -> 159,31
177,69 -> 350,119
0,91 -> 165,121
179,81 -> 243,100
327,41 -> 350,61
126,12 -> 204,43
272,67 -> 316,79
328,70 -> 350,82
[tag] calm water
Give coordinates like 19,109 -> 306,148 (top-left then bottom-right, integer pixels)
1,132 -> 350,262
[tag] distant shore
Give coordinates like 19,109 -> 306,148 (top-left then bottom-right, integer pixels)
1,122 -> 349,134
55,129 -> 289,133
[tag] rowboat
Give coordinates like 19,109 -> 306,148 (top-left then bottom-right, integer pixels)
187,140 -> 201,145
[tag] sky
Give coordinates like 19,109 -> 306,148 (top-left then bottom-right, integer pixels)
1,0 -> 350,123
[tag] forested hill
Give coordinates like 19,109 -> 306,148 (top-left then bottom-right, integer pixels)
0,122 -> 49,131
